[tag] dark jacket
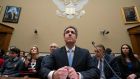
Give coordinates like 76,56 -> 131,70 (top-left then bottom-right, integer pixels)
92,54 -> 113,79
40,46 -> 100,79
110,55 -> 140,79
0,57 -> 23,77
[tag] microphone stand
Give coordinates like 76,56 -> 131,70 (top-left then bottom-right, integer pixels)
92,41 -> 121,79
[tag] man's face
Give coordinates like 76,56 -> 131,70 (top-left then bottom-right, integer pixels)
64,28 -> 77,44
9,52 -> 17,58
50,45 -> 58,53
95,47 -> 104,57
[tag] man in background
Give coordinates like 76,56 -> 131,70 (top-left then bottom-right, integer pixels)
0,47 -> 23,77
49,43 -> 59,53
92,44 -> 113,79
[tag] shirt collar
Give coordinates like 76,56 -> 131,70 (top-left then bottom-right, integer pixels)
65,45 -> 75,52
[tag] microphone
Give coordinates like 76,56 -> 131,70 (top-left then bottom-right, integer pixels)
92,41 -> 121,79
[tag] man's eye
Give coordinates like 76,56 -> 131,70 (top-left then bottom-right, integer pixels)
65,31 -> 70,34
71,31 -> 75,34
65,31 -> 75,34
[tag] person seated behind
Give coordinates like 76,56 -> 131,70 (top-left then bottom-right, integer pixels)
49,43 -> 59,53
40,26 -> 100,79
0,47 -> 24,77
41,43 -> 59,67
19,50 -> 26,62
0,49 -> 5,68
92,44 -> 113,79
22,46 -> 43,78
110,44 -> 140,79
105,48 -> 114,58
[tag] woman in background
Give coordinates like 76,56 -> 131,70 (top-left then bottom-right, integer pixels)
110,44 -> 140,79
22,46 -> 43,78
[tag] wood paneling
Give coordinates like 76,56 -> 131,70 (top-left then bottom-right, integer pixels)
127,25 -> 140,57
0,23 -> 14,51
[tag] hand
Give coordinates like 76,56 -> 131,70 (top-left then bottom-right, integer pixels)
127,74 -> 136,79
53,66 -> 69,79
2,75 -> 8,77
67,67 -> 79,79
28,68 -> 36,72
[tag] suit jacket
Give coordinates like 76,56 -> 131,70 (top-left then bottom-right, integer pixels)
40,46 -> 100,79
92,54 -> 113,79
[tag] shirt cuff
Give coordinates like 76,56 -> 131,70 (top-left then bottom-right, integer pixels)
77,72 -> 83,79
48,71 -> 55,79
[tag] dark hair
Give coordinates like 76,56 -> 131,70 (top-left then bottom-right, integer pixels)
121,44 -> 137,62
0,48 -> 5,58
96,44 -> 105,51
105,48 -> 112,54
64,26 -> 78,37
10,47 -> 20,57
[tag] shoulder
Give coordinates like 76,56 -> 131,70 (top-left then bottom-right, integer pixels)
114,55 -> 122,60
75,46 -> 91,57
92,56 -> 97,60
53,46 -> 65,53
50,46 -> 66,56
105,54 -> 113,61
110,55 -> 122,64
76,46 -> 89,52
38,56 -> 44,60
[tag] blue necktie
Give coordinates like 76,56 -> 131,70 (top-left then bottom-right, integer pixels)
68,49 -> 73,66
99,59 -> 103,73
99,59 -> 105,79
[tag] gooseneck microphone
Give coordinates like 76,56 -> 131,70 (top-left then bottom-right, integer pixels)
92,41 -> 121,79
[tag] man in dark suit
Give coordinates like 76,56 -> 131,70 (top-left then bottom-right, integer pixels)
40,26 -> 100,79
92,44 -> 113,79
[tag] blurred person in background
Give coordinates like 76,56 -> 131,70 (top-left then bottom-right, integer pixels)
49,43 -> 59,53
92,44 -> 113,79
41,43 -> 59,67
105,48 -> 115,58
0,47 -> 23,77
22,46 -> 43,78
0,49 -> 5,68
19,50 -> 26,62
110,44 -> 140,79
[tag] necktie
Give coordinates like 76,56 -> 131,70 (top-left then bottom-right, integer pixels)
99,59 -> 105,79
68,49 -> 73,66
99,59 -> 103,73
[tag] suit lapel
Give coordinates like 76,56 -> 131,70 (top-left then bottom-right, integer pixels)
61,47 -> 69,66
72,47 -> 80,67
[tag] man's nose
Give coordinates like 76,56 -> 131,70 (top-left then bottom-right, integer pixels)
69,33 -> 72,36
